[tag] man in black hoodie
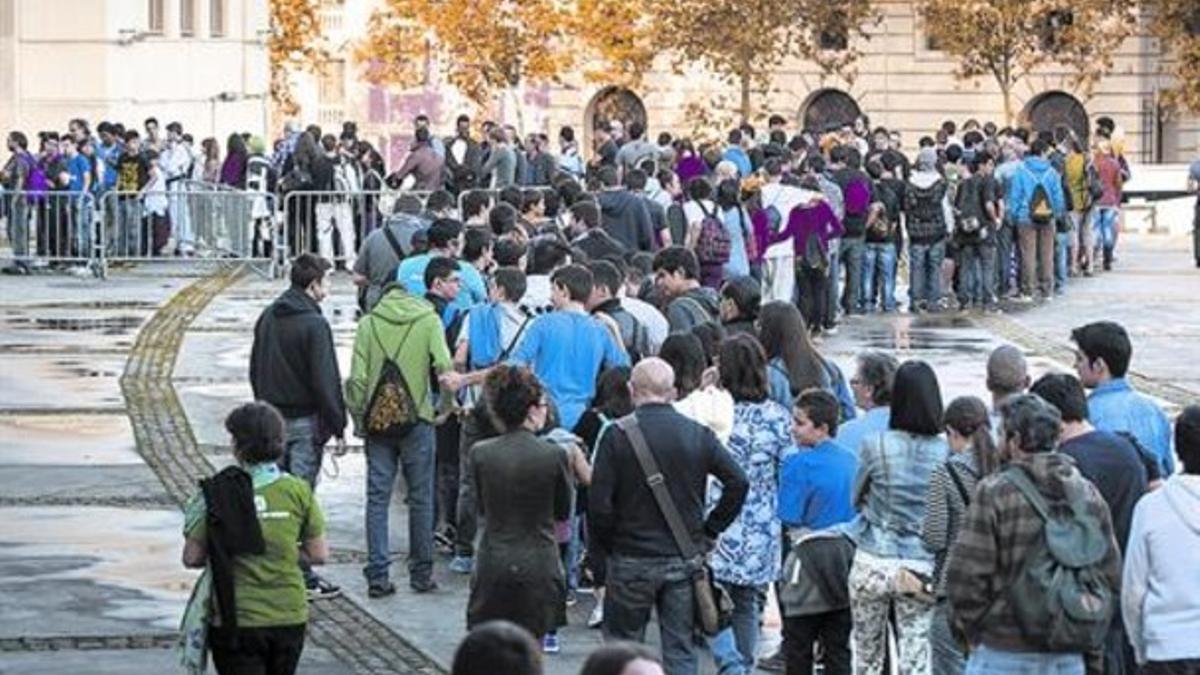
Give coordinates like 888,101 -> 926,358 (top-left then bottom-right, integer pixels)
249,253 -> 346,597
596,165 -> 655,252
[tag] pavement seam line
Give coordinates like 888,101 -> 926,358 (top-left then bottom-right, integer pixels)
111,264 -> 447,673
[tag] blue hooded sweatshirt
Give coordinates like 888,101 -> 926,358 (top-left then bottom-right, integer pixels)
1009,156 -> 1067,227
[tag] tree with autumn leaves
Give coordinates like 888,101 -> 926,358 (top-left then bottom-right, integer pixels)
355,0 -> 876,127
266,0 -> 326,116
918,0 -> 1138,124
1145,0 -> 1200,114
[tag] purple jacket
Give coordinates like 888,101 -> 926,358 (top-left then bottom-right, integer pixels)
675,155 -> 708,185
769,201 -> 843,257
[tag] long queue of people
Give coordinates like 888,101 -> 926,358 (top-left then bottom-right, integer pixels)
177,224 -> 1198,675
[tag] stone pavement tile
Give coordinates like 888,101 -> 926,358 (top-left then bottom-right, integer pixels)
0,644 -> 351,675
996,233 -> 1200,401
0,465 -> 171,504
0,414 -> 138,465
0,273 -> 187,308
0,507 -> 192,639
0,353 -> 126,411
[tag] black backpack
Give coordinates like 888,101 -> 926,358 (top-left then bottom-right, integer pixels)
365,322 -> 421,438
905,180 -> 946,225
1002,467 -> 1116,652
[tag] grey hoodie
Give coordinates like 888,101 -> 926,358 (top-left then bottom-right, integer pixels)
1122,475 -> 1200,664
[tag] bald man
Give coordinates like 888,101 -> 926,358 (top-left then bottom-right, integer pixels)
589,358 -> 748,675
986,345 -> 1030,414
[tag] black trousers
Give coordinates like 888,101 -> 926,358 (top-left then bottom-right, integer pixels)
1145,660 -> 1200,675
783,609 -> 852,675
795,264 -> 829,332
434,414 -> 461,534
210,624 -> 306,675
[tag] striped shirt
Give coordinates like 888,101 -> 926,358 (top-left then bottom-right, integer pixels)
921,451 -> 981,596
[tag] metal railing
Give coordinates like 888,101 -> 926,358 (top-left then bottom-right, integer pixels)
281,189 -> 433,266
0,189 -> 101,274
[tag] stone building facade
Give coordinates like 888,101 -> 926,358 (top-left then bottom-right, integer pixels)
301,0 -> 1198,167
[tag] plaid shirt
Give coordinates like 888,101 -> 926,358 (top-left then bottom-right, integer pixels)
946,452 -> 1121,660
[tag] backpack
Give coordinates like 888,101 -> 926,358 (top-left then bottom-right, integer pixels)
1027,169 -> 1055,226
843,176 -> 872,217
609,307 -> 650,363
799,227 -> 829,274
763,204 -> 784,233
953,178 -> 983,238
736,208 -> 759,262
1001,468 -> 1116,652
694,202 -> 732,266
905,180 -> 946,225
674,295 -> 717,330
365,322 -> 421,438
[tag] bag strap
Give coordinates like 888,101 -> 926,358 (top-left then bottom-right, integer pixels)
1003,468 -> 1052,523
369,318 -> 416,366
381,224 -> 406,260
617,415 -> 699,561
946,461 -> 972,507
495,312 -> 532,363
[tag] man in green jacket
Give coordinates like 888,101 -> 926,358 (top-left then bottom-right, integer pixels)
347,282 -> 462,597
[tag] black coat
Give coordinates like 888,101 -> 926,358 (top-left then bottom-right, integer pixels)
249,288 -> 346,435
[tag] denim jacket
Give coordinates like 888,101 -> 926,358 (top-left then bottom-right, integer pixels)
1088,378 -> 1175,476
852,430 -> 948,560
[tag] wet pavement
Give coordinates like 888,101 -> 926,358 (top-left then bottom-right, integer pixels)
0,234 -> 1194,673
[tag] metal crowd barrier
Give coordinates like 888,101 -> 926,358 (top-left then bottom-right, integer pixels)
0,189 -> 101,274
281,189 -> 432,267
98,189 -> 279,278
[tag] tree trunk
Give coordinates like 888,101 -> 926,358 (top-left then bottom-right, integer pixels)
739,70 -> 752,124
1001,83 -> 1014,126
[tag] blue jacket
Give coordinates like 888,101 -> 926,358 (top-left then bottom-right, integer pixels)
1089,377 -> 1175,476
1009,156 -> 1066,226
852,430 -> 948,560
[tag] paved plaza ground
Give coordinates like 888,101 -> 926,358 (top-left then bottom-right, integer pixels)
0,232 -> 1196,674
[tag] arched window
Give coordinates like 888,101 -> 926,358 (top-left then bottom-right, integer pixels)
1023,91 -> 1089,146
585,87 -> 647,135
801,89 -> 861,133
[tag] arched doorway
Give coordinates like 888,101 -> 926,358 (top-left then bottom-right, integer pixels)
1023,91 -> 1089,145
801,89 -> 861,133
584,86 -> 647,143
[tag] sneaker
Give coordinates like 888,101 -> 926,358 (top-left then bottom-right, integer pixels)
565,590 -> 577,607
306,576 -> 342,601
367,581 -> 396,598
1015,294 -> 1035,303
823,325 -> 838,336
448,555 -> 474,575
410,578 -> 439,594
541,633 -> 560,654
587,603 -> 604,629
757,649 -> 786,672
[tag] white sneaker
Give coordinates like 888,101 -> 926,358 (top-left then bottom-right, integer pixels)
587,602 -> 604,629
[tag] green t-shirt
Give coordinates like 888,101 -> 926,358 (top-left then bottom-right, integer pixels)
185,468 -> 325,627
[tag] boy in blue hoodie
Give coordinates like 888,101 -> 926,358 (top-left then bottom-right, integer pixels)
1009,138 -> 1067,300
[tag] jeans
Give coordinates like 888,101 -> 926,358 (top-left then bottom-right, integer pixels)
826,238 -> 841,325
964,644 -> 1083,675
209,624 -> 306,675
783,609 -> 851,675
454,410 -> 489,558
1095,207 -> 1119,262
7,197 -> 29,261
72,197 -> 95,259
795,263 -> 830,332
604,555 -> 698,675
908,240 -> 945,310
1017,225 -> 1055,297
280,415 -> 321,487
1069,210 -> 1093,273
995,219 -> 1017,296
956,243 -> 996,307
365,423 -> 436,584
1054,230 -> 1071,293
930,600 -> 965,675
839,236 -> 865,314
862,242 -> 897,311
710,583 -> 765,675
116,199 -> 144,257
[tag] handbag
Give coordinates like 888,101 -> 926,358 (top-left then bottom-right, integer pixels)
617,415 -> 733,636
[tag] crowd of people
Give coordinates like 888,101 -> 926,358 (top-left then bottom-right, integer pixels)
146,108 -> 1195,675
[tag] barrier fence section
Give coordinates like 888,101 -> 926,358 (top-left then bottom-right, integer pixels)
0,189 -> 101,272
281,189 -> 432,268
98,189 -> 279,277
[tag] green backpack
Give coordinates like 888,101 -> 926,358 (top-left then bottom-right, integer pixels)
1003,468 -> 1115,652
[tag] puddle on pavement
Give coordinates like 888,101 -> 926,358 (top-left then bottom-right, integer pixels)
20,316 -> 144,334
0,414 -> 139,465
18,301 -> 158,311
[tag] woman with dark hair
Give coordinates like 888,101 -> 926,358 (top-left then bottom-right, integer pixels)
571,366 -> 634,629
716,178 -> 754,280
719,275 -> 761,338
466,366 -> 573,652
181,402 -> 328,675
709,334 -> 793,675
849,360 -> 947,675
922,396 -> 998,675
201,137 -> 221,183
659,333 -> 734,444
758,301 -> 855,420
220,133 -> 249,188
580,642 -> 664,675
